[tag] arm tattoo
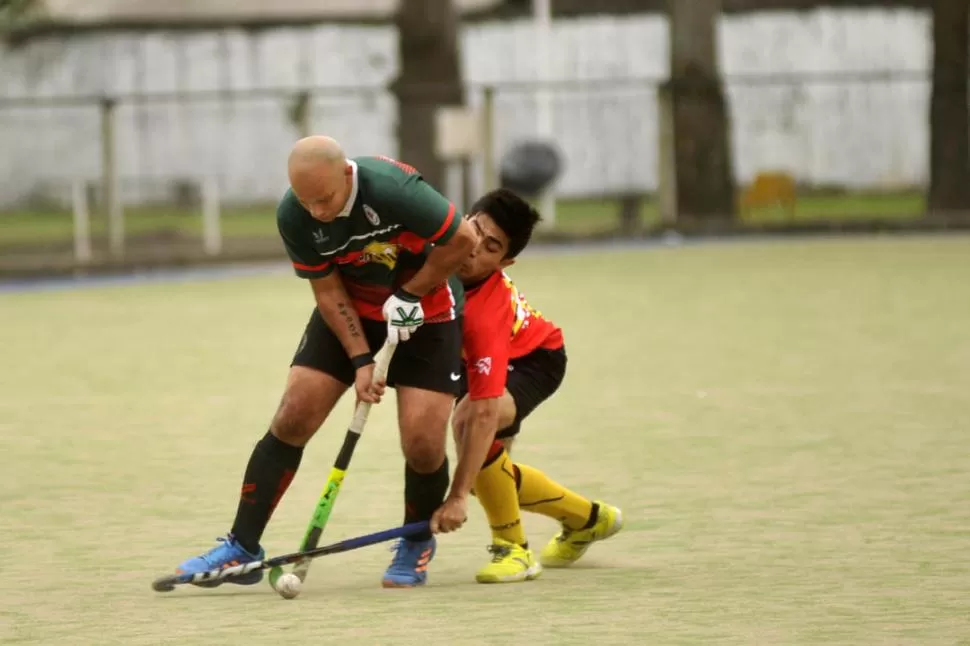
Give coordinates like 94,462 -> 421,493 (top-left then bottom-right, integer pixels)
336,301 -> 361,338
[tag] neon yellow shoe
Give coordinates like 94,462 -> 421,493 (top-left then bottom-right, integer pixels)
475,539 -> 542,584
539,502 -> 623,568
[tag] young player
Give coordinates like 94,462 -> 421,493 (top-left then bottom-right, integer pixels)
171,136 -> 476,588
430,189 -> 623,583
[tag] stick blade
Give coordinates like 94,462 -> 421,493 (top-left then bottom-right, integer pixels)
268,565 -> 285,589
292,558 -> 311,582
151,575 -> 178,592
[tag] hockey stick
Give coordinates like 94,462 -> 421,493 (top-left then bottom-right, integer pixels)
267,340 -> 398,593
152,521 -> 427,591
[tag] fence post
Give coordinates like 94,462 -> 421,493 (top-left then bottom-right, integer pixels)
657,81 -> 678,225
100,97 -> 124,257
202,177 -> 222,256
533,0 -> 557,229
289,91 -> 312,138
482,86 -> 497,192
71,179 -> 92,264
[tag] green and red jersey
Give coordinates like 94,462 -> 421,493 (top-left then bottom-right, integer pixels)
277,156 -> 464,322
462,270 -> 564,400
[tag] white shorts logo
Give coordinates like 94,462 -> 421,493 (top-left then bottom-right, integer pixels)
474,357 -> 492,376
363,204 -> 380,226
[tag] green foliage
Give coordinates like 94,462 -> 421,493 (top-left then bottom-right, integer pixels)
0,0 -> 42,29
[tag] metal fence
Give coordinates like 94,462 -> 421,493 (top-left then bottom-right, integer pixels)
0,71 -> 937,206
0,71 -> 948,273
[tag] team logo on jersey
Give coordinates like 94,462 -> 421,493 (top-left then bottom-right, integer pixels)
503,273 -> 542,336
359,240 -> 398,269
474,357 -> 492,376
312,230 -> 328,244
363,204 -> 380,226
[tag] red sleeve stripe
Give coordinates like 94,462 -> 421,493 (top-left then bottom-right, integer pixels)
292,260 -> 330,272
378,155 -> 419,175
428,203 -> 457,243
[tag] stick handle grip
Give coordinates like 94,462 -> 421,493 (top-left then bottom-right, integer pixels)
349,340 -> 398,434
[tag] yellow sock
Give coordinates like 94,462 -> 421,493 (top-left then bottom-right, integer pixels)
514,462 -> 594,530
474,447 -> 527,546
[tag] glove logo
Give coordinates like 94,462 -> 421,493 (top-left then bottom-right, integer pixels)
394,306 -> 423,327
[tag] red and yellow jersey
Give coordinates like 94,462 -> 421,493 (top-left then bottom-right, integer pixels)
462,270 -> 564,400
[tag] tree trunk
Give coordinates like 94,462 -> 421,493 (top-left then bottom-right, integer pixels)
928,0 -> 970,214
667,0 -> 736,221
392,0 -> 465,192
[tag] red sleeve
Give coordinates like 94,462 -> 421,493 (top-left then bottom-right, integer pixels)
463,287 -> 513,401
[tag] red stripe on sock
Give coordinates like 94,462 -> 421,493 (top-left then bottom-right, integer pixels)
268,469 -> 296,517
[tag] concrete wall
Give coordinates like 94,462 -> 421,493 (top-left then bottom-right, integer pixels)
0,9 -> 932,207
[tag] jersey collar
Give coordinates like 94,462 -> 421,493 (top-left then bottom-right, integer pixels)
335,160 -> 359,218
462,270 -> 498,293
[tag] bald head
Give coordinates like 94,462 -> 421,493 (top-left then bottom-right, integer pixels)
288,136 -> 354,222
289,136 -> 345,169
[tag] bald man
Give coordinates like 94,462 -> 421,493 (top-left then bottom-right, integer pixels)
172,137 -> 476,588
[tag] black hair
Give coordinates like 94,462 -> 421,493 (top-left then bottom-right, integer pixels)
468,188 -> 542,259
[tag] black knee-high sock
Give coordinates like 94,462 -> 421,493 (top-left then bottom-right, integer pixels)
230,431 -> 303,553
403,457 -> 450,542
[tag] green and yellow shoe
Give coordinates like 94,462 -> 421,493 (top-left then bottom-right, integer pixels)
539,502 -> 623,568
475,539 -> 542,584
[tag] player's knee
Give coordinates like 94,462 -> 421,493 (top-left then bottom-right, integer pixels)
270,399 -> 317,446
402,431 -> 446,473
397,387 -> 452,471
271,367 -> 345,446
270,387 -> 328,446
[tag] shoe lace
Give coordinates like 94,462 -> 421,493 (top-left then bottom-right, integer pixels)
387,539 -> 423,568
556,527 -> 575,544
199,536 -> 234,567
486,543 -> 512,563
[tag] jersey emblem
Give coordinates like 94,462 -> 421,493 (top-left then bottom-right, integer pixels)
502,273 -> 543,337
363,204 -> 381,226
312,230 -> 328,244
474,357 -> 492,376
359,240 -> 398,269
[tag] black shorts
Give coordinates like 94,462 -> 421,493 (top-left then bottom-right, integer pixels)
458,345 -> 567,439
292,308 -> 463,396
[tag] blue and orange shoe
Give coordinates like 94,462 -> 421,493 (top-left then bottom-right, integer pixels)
175,534 -> 265,588
382,536 -> 436,588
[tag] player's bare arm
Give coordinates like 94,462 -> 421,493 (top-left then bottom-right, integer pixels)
377,171 -> 477,343
432,396 -> 502,534
309,274 -> 384,404
401,217 -> 476,297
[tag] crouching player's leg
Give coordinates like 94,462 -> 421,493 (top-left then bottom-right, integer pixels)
450,389 -> 538,583
503,349 -> 623,569
453,347 -> 623,580
380,317 -> 463,588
